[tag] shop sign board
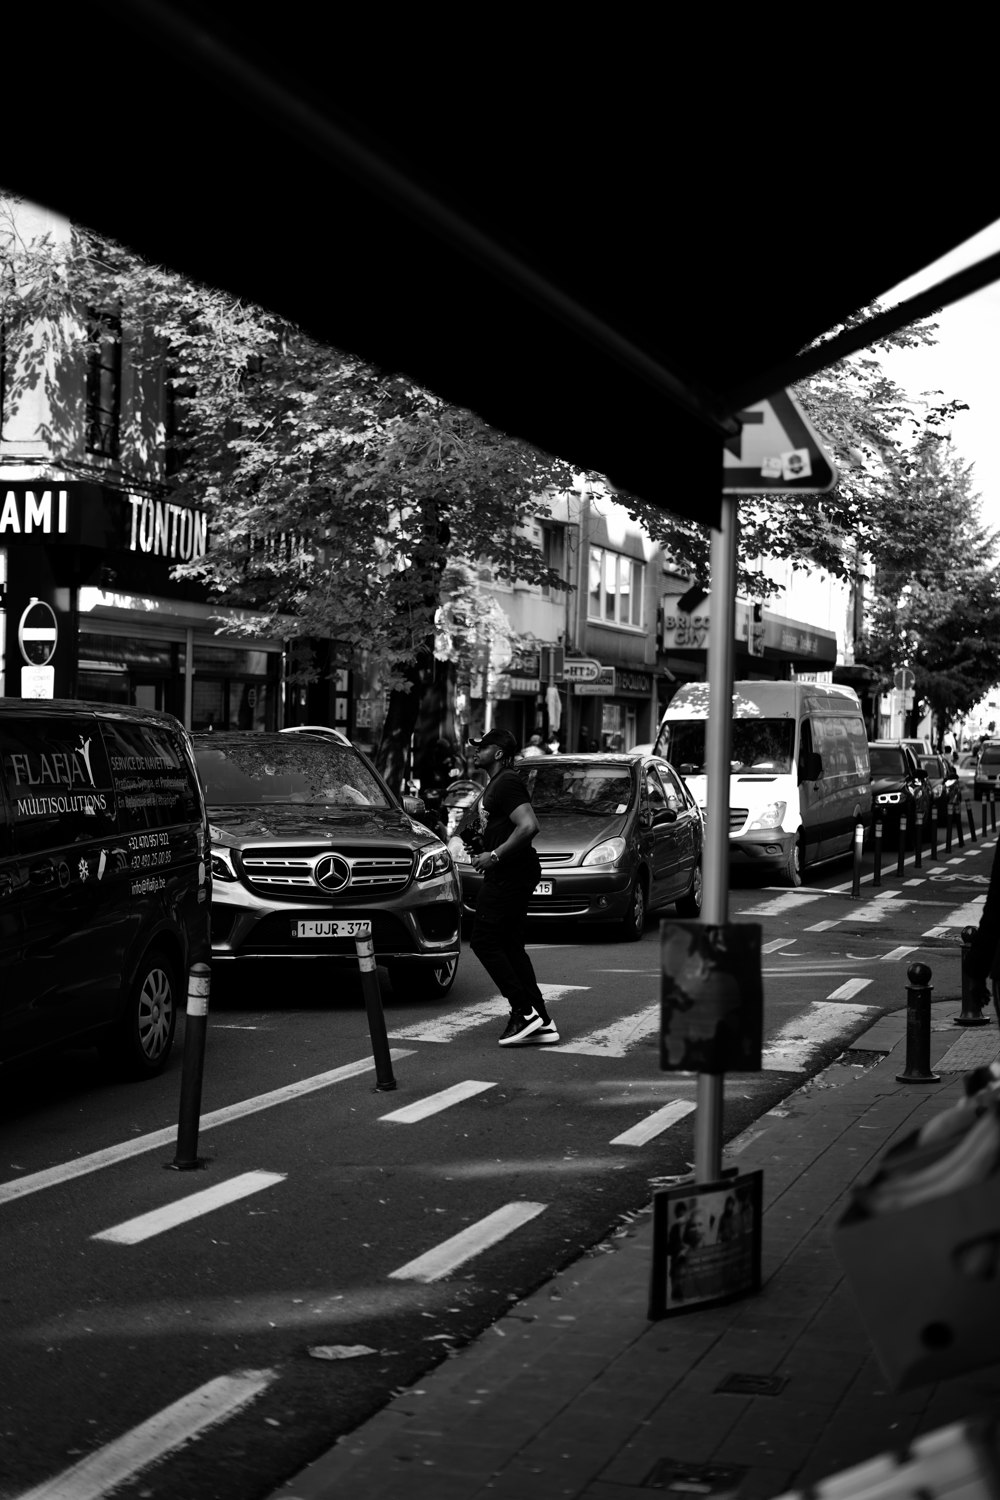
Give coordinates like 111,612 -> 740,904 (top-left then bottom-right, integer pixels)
574,666 -> 615,695
563,657 -> 602,683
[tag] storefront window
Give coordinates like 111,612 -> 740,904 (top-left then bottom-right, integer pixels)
192,641 -> 278,731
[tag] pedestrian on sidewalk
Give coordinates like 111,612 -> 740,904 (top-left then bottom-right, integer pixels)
964,840 -> 1000,1006
467,727 -> 558,1046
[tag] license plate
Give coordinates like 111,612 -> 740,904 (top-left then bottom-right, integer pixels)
294,919 -> 372,938
533,881 -> 553,896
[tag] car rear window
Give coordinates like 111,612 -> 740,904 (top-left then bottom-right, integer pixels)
980,747 -> 1000,766
520,763 -> 634,814
869,748 -> 905,775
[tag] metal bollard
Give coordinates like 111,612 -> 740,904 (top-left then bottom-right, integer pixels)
170,961 -> 212,1170
913,803 -> 923,867
966,800 -> 978,843
872,811 -> 883,887
897,811 -> 907,875
945,799 -> 954,852
956,925 -> 991,1027
850,819 -> 864,898
896,961 -> 941,1083
355,932 -> 398,1091
992,789 -> 997,832
928,800 -> 938,861
982,795 -> 988,838
955,796 -> 965,846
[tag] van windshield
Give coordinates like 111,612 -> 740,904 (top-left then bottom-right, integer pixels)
658,719 -> 796,775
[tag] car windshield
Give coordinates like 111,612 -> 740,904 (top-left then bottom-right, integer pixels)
919,757 -> 940,775
520,763 -> 634,815
870,748 -> 906,775
658,718 -> 795,774
195,740 -> 391,807
981,747 -> 1000,766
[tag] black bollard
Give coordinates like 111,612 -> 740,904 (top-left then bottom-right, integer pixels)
355,931 -> 398,1091
850,819 -> 864,898
992,790 -> 997,832
966,801 -> 978,843
956,925 -> 991,1027
872,811 -> 883,887
913,804 -> 923,867
955,796 -> 965,846
897,811 -> 907,875
982,796 -> 988,838
896,961 -> 940,1083
945,799 -> 954,853
170,961 -> 212,1170
928,799 -> 938,861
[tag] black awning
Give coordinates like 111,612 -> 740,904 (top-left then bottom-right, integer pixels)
5,11 -> 998,532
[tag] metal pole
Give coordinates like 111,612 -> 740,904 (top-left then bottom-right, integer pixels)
897,811 -> 907,876
872,811 -> 883,887
694,495 -> 738,1183
850,819 -> 863,898
170,962 -> 212,1170
355,931 -> 398,1091
896,961 -> 940,1084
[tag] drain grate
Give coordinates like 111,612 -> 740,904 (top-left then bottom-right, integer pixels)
643,1459 -> 747,1494
715,1371 -> 787,1396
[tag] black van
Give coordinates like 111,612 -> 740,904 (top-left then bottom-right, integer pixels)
0,700 -> 210,1077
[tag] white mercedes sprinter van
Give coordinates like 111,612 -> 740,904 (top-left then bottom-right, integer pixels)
652,681 -> 871,886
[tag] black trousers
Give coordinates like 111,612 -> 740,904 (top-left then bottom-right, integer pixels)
470,867 -> 550,1021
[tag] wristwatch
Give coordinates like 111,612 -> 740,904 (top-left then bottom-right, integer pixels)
490,850 -> 500,865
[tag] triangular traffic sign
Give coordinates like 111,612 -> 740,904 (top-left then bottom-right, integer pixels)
722,388 -> 838,494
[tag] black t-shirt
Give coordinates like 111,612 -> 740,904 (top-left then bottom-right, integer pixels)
476,768 -> 539,875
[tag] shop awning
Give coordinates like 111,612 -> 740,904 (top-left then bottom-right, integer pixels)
4,14 -> 999,531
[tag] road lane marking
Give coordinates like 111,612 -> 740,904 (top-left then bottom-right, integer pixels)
827,978 -> 872,1001
742,891 -> 827,916
804,920 -> 838,931
903,878 -> 926,886
610,1099 -> 696,1146
11,1368 -> 275,1500
762,1000 -> 880,1072
762,938 -> 796,953
882,946 -> 917,962
379,1080 -> 495,1123
0,1052 -> 415,1208
388,985 -> 587,1043
556,1002 -> 660,1056
388,1202 -> 547,1283
92,1171 -> 286,1246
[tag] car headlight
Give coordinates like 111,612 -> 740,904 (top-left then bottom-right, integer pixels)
876,791 -> 902,804
747,801 -> 787,831
210,846 -> 238,882
415,841 -> 452,881
582,837 -> 627,867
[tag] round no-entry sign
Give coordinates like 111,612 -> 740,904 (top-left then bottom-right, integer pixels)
18,597 -> 58,667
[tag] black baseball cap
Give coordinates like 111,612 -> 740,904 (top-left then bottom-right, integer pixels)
469,728 -> 519,758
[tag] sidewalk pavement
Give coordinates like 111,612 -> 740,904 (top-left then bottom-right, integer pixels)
269,1001 -> 1000,1500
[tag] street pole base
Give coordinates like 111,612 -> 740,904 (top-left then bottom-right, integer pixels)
895,1069 -> 941,1084
166,1157 -> 212,1170
373,1081 -> 398,1092
954,1013 -> 992,1027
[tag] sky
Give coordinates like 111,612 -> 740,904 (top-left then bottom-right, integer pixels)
874,220 -> 1000,531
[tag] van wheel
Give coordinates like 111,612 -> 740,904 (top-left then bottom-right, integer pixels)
619,875 -> 647,940
676,860 -> 703,917
783,834 -> 803,888
103,947 -> 178,1079
388,956 -> 458,1002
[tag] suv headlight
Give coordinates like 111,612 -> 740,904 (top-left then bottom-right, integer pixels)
209,846 -> 238,882
582,837 -> 627,867
748,801 -> 787,831
415,841 -> 452,881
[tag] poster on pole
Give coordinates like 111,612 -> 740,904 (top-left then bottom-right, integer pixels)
649,1170 -> 763,1318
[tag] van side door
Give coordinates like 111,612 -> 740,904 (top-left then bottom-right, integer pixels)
796,720 -> 825,866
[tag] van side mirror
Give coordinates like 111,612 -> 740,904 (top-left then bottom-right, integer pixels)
801,751 -> 822,782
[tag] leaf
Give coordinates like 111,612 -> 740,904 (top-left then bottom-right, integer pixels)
307,1344 -> 377,1361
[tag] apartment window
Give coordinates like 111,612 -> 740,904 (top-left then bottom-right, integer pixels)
85,310 -> 122,458
539,522 -> 565,599
588,545 -> 644,628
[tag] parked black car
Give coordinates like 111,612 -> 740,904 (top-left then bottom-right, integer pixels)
868,741 -> 932,837
918,753 -> 961,814
451,752 -> 703,940
192,732 -> 462,999
974,741 -> 1000,802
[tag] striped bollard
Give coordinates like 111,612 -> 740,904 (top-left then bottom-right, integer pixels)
171,961 -> 212,1170
992,790 -> 997,832
966,800 -> 977,842
913,802 -> 923,867
928,799 -> 938,861
850,820 -> 864,898
872,811 -> 883,887
897,811 -> 907,875
355,927 -> 397,1091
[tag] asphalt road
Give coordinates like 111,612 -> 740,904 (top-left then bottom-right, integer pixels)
1,824 -> 994,1500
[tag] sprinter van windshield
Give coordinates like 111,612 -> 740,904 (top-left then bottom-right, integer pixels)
660,719 -> 796,776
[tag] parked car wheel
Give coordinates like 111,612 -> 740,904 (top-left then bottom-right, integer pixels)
782,833 -> 803,888
388,956 -> 459,1001
619,873 -> 647,941
102,946 -> 178,1079
676,860 -> 703,917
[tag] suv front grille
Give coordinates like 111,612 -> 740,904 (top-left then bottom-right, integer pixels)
729,807 -> 749,832
241,845 -> 413,898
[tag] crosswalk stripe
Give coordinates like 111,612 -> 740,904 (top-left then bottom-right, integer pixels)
92,1171 -> 286,1246
610,1099 -> 696,1146
388,984 -> 587,1043
762,1000 -> 880,1072
881,946 -> 917,962
827,978 -> 872,1001
379,1080 -> 495,1123
11,1369 -> 275,1500
556,1002 -> 660,1057
742,891 -> 826,916
388,1201 -> 547,1283
762,938 -> 796,953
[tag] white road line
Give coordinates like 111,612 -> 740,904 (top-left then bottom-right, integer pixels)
0,1051 -> 415,1208
882,946 -> 917,962
941,899 -> 989,927
388,1201 -> 547,1283
379,1080 -> 495,1123
610,1099 -> 696,1146
10,1369 -> 274,1500
388,984 -> 587,1043
804,919 -> 839,932
762,938 -> 796,953
827,978 -> 872,1001
92,1171 -> 286,1246
903,878 -> 926,886
923,926 -> 950,938
762,1000 -> 880,1072
556,1002 -> 660,1057
742,891 -> 827,916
